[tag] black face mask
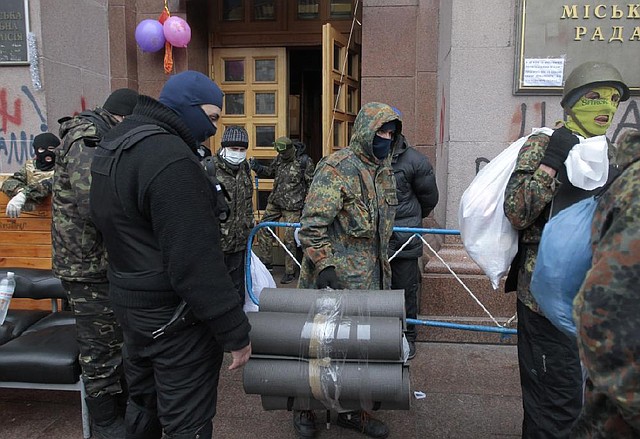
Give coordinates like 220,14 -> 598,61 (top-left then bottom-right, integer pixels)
372,135 -> 392,160
34,148 -> 56,171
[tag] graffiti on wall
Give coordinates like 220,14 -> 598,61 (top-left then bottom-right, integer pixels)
474,98 -> 640,174
0,85 -> 87,172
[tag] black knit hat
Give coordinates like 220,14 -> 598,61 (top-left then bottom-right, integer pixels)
32,132 -> 60,150
103,88 -> 139,116
221,126 -> 249,148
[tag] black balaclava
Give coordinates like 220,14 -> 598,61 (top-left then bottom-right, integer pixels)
33,132 -> 60,171
372,120 -> 396,160
158,71 -> 224,144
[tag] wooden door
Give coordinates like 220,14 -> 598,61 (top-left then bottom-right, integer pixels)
322,23 -> 360,156
211,47 -> 287,217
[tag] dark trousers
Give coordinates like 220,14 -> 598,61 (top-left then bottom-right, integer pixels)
63,281 -> 124,397
113,302 -> 224,439
390,257 -> 420,342
517,299 -> 582,439
224,250 -> 246,306
256,204 -> 300,275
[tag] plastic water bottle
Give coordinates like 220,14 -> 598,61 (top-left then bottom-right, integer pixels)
0,271 -> 16,325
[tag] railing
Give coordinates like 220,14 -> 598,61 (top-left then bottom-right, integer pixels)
245,222 -> 517,335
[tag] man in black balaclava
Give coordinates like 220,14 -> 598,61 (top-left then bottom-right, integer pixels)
90,71 -> 251,439
2,132 -> 60,217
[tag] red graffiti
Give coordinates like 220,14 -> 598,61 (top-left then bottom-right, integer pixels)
72,96 -> 88,116
0,88 -> 23,133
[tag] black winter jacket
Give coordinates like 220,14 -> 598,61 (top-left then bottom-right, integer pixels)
90,95 -> 250,351
388,135 -> 439,259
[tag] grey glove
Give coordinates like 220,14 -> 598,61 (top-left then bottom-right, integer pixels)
6,192 -> 27,218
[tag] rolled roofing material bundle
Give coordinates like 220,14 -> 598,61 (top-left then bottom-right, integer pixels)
243,288 -> 410,411
247,311 -> 403,360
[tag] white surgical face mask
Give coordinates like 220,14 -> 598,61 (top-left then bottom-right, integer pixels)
221,147 -> 247,165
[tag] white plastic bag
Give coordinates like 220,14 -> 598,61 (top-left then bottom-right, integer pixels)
458,128 -> 553,290
244,251 -> 276,313
565,135 -> 609,190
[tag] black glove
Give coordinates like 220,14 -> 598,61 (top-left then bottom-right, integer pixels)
540,126 -> 580,171
316,266 -> 344,290
249,157 -> 259,171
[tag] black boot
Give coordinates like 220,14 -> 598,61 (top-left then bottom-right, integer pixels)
337,411 -> 389,438
85,394 -> 126,439
292,410 -> 317,438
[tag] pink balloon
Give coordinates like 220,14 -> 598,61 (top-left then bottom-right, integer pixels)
135,19 -> 165,53
163,16 -> 191,48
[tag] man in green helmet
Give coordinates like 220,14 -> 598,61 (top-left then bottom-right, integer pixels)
503,61 -> 630,438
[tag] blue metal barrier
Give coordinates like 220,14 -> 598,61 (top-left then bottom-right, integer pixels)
245,222 -> 517,335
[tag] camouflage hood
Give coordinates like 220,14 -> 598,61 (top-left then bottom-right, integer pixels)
349,102 -> 402,164
58,108 -> 118,149
615,129 -> 640,172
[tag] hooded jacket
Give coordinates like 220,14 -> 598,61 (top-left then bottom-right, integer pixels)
90,95 -> 249,351
388,134 -> 439,259
571,130 -> 640,438
298,102 -> 399,290
51,108 -> 118,281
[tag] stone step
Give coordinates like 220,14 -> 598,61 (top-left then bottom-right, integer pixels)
417,242 -> 517,343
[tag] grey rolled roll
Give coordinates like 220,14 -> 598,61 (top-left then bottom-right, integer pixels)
243,359 -> 408,408
259,288 -> 406,325
248,312 -> 403,360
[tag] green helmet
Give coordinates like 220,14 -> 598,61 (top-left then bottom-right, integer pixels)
561,61 -> 630,109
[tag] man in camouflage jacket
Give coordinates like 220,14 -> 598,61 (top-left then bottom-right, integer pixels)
52,88 -> 138,439
251,136 -> 315,284
504,61 -> 629,438
571,129 -> 640,439
2,132 -> 60,217
210,126 -> 254,304
294,102 -> 399,439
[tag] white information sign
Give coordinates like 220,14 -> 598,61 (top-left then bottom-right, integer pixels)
522,58 -> 565,87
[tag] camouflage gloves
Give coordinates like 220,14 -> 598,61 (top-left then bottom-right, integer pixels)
540,127 -> 580,171
316,266 -> 344,289
249,157 -> 260,172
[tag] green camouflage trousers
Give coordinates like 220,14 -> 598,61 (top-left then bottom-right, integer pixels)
255,205 -> 300,276
63,281 -> 124,397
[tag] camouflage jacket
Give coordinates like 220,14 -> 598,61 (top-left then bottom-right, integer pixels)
1,160 -> 53,212
571,130 -> 640,438
503,130 -> 615,313
298,102 -> 399,290
213,153 -> 254,253
252,150 -> 314,211
52,108 -> 118,281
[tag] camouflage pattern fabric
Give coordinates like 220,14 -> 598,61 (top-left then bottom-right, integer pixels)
63,281 -> 123,397
213,153 -> 254,253
255,206 -> 300,275
571,130 -> 640,438
52,109 -> 117,281
504,131 -> 616,313
297,102 -> 399,290
252,150 -> 315,211
1,160 -> 53,211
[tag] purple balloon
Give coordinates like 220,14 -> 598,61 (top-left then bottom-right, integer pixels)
135,19 -> 165,53
163,16 -> 191,48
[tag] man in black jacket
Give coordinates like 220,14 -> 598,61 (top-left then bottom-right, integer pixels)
90,71 -> 251,439
388,129 -> 439,360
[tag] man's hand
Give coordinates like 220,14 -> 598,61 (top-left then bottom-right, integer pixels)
540,126 -> 580,171
316,266 -> 344,289
6,192 -> 27,218
249,157 -> 259,171
228,342 -> 252,370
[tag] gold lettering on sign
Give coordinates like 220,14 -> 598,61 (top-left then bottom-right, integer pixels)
609,26 -> 625,42
631,26 -> 640,40
611,5 -> 625,18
